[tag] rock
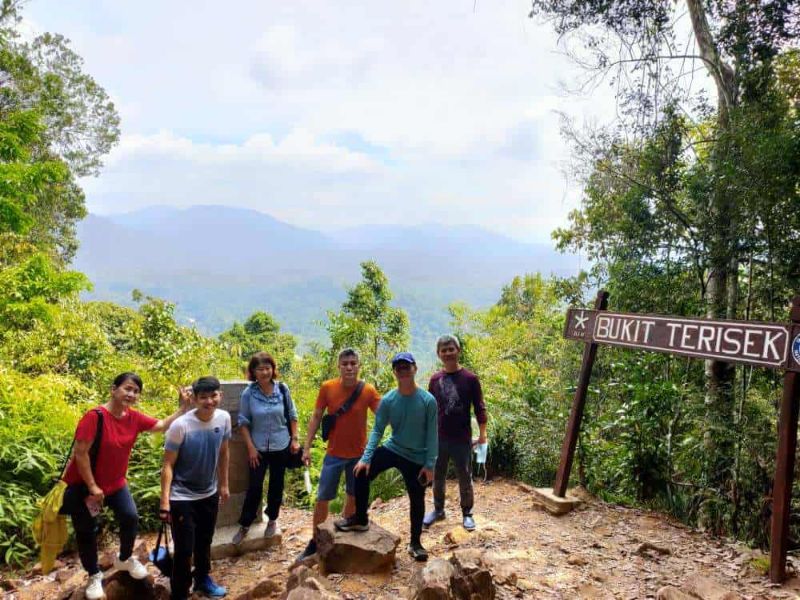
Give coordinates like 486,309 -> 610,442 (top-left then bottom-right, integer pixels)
283,565 -> 341,600
234,576 -> 282,599
683,575 -> 743,600
31,558 -> 65,575
61,570 -> 169,600
449,549 -> 496,600
634,541 -> 672,557
489,562 -> 518,587
444,527 -> 472,546
286,589 -> 341,600
56,569 -> 78,584
567,555 -> 588,566
411,558 -> 455,600
316,521 -> 400,574
656,587 -> 696,600
576,583 -> 605,598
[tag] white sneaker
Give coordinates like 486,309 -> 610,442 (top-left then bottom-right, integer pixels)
264,520 -> 280,537
114,556 -> 148,579
85,572 -> 105,599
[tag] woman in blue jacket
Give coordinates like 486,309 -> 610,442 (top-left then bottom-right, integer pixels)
232,351 -> 300,544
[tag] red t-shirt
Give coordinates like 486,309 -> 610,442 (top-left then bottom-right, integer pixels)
62,406 -> 158,495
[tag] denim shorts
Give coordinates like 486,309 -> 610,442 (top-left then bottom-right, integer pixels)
317,455 -> 358,501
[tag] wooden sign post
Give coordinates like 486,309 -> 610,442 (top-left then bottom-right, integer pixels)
555,292 -> 800,583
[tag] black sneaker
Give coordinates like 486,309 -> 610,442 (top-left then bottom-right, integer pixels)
295,538 -> 317,563
407,542 -> 429,562
334,515 -> 369,532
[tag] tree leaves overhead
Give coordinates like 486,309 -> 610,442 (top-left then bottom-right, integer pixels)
327,261 -> 410,390
0,2 -> 119,262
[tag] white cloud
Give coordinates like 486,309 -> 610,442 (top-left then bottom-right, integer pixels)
108,129 -> 379,173
27,0 -> 620,242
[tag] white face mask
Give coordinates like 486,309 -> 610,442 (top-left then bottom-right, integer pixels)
474,441 -> 488,465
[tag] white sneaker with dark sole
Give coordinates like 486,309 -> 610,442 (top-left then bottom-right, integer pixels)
114,556 -> 148,579
85,572 -> 105,599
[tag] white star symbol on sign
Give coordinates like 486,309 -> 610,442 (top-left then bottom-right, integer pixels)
574,311 -> 589,330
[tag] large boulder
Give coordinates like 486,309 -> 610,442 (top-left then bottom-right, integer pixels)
449,549 -> 495,600
316,521 -> 400,574
411,559 -> 455,600
409,549 -> 498,600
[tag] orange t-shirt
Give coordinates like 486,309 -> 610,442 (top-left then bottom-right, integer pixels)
315,379 -> 381,459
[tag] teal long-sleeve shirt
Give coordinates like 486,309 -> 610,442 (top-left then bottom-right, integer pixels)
361,386 -> 439,469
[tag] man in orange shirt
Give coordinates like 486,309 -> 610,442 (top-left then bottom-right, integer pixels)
297,348 -> 381,562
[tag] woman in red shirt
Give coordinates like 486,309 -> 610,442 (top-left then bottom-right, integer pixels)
60,372 -> 190,600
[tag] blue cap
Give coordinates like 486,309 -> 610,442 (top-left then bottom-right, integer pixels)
391,351 -> 416,366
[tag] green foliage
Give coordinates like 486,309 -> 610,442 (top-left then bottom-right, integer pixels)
0,2 -> 119,261
219,310 -> 297,376
326,261 -> 410,390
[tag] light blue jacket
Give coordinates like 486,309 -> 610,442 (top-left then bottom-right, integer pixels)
238,381 -> 297,452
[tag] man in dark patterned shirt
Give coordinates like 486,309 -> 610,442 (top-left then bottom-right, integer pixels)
424,334 -> 488,531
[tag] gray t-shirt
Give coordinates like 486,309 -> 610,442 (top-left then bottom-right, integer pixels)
165,409 -> 231,501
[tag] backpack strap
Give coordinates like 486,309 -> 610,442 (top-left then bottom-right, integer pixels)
89,409 -> 104,473
333,381 -> 365,418
278,382 -> 291,433
58,408 -> 104,481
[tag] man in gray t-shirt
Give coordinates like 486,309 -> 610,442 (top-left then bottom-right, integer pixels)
160,377 -> 230,600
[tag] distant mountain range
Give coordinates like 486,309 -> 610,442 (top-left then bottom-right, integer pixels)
74,205 -> 582,359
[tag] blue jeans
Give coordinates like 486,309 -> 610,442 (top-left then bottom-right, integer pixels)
317,455 -> 357,501
60,484 -> 138,575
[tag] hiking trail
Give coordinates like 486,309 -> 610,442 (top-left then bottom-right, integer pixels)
5,478 -> 800,599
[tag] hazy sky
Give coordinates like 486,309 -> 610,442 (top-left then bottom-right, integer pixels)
26,0 -> 616,243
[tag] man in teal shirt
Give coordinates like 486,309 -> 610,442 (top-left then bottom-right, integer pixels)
335,352 -> 438,561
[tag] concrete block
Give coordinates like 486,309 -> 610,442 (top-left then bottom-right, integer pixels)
531,487 -> 582,516
210,521 -> 282,560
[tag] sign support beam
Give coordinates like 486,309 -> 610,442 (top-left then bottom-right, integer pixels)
553,290 -> 608,497
770,296 -> 800,583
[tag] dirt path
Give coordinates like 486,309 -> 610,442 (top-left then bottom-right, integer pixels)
6,478 -> 800,599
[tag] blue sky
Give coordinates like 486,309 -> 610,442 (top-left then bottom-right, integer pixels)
26,0 -> 617,242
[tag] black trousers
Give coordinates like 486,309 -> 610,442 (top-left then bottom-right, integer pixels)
60,484 -> 138,575
169,493 -> 219,600
239,447 -> 288,526
354,446 -> 426,545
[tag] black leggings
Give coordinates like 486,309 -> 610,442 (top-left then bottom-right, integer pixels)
239,446 -> 289,526
60,484 -> 138,575
355,446 -> 426,544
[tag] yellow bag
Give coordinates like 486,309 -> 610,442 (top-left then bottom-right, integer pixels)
32,480 -> 69,574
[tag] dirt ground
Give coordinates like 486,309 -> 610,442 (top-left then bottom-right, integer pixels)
6,477 -> 800,599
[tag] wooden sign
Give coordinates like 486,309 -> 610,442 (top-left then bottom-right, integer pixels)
564,309 -> 800,372
554,292 -> 800,584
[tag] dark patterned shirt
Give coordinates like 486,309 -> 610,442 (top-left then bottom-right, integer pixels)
428,368 -> 487,443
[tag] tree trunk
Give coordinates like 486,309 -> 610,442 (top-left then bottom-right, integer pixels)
687,0 -> 740,529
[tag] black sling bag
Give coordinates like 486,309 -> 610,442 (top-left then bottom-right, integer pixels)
321,381 -> 365,442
